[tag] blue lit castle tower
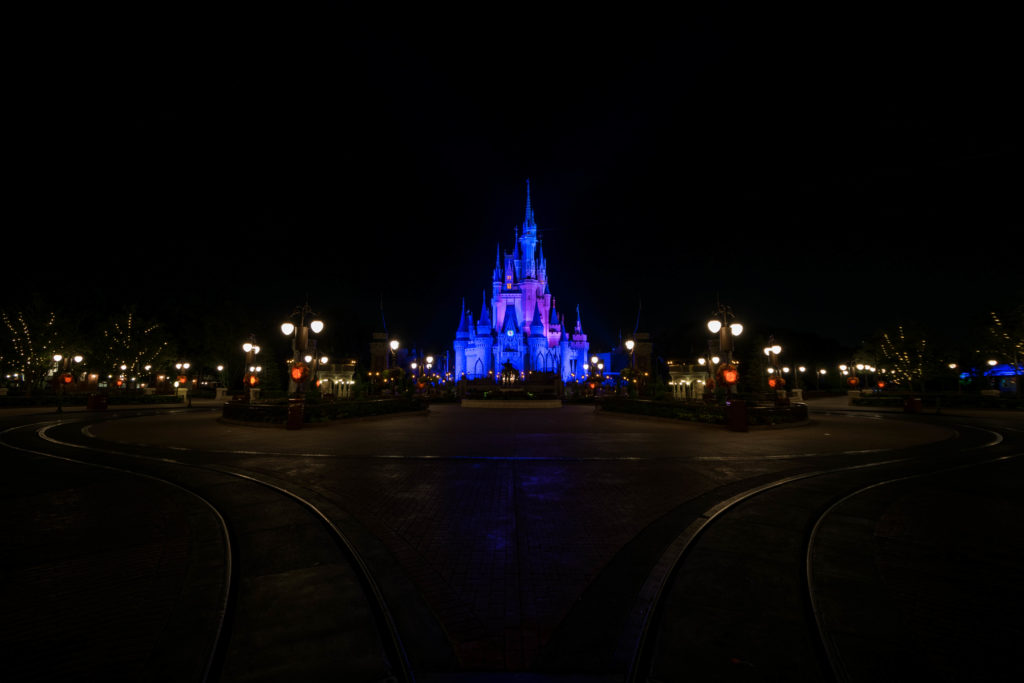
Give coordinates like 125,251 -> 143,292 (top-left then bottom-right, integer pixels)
454,182 -> 589,382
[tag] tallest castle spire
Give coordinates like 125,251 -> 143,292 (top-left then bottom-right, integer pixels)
523,178 -> 536,233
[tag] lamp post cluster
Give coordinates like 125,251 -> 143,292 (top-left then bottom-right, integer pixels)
764,339 -> 783,393
706,303 -> 742,395
52,353 -> 84,413
281,304 -> 325,396
242,335 -> 263,400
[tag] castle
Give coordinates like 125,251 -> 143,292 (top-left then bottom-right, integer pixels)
454,182 -> 590,382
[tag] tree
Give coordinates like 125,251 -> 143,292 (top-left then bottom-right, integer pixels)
876,324 -> 933,392
100,309 -> 171,381
1,306 -> 61,394
981,308 -> 1023,396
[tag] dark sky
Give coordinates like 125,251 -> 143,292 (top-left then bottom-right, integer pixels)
7,10 -> 1020,363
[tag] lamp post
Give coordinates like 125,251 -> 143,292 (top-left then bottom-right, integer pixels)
281,304 -> 324,396
53,353 -> 83,413
242,336 -> 261,400
763,340 -> 782,393
389,339 -> 399,369
707,304 -> 743,395
175,361 -> 191,406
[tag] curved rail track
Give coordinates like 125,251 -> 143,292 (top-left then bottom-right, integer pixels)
626,418 -> 1022,682
1,411 -> 414,682
4,406 -> 1021,682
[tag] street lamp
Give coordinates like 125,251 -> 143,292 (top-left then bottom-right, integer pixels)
763,341 -> 783,392
242,336 -> 261,396
707,302 -> 742,394
53,353 -> 84,413
175,362 -> 192,406
282,303 -> 324,395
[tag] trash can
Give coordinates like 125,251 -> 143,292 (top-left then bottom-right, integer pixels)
86,394 -> 108,411
286,398 -> 305,430
903,397 -> 922,413
724,399 -> 748,432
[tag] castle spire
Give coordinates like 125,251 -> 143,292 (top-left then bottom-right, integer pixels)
479,291 -> 491,327
456,298 -> 471,337
524,178 -> 535,229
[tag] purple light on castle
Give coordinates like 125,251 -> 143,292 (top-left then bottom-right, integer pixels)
454,181 -> 590,382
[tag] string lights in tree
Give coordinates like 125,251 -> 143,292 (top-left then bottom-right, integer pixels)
878,324 -> 928,390
102,311 -> 168,376
2,309 -> 59,390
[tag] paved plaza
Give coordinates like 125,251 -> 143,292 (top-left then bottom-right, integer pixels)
82,400 -> 953,671
7,397 -> 1021,680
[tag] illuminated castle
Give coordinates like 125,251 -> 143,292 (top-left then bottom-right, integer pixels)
454,182 -> 590,382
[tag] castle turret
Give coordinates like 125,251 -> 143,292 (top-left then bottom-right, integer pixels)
528,300 -> 547,371
477,293 -> 492,336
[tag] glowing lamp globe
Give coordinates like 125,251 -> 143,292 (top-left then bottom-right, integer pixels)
310,320 -> 324,334
625,340 -> 635,351
281,322 -> 295,336
730,323 -> 743,336
290,362 -> 310,382
707,319 -> 722,334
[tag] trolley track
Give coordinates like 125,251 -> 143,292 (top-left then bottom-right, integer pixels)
627,419 -> 1021,682
5,406 -> 1022,682
1,412 -> 415,682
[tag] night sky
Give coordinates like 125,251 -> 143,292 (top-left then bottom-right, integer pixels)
7,11 -> 1020,365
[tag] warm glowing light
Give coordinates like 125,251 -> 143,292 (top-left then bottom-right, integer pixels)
281,322 -> 295,336
625,340 -> 635,351
53,354 -> 63,362
310,320 -> 324,334
304,355 -> 313,363
711,356 -> 720,365
426,355 -> 434,364
772,345 -> 781,355
591,356 -> 599,364
987,359 -> 998,366
707,319 -> 722,334
698,358 -> 706,365
390,340 -> 399,351
243,342 -> 253,352
730,323 -> 743,336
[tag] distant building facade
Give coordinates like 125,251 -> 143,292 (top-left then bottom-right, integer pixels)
454,182 -> 590,382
